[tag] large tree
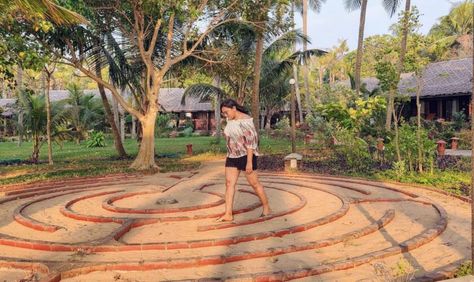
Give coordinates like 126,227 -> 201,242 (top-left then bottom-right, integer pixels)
344,0 -> 369,96
383,0 -> 411,130
34,1 -> 242,170
295,0 -> 326,118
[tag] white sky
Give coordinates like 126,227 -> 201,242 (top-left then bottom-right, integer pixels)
294,0 -> 455,50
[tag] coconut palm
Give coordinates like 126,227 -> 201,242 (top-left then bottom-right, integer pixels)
57,83 -> 104,144
182,29 -> 325,130
0,0 -> 87,25
382,0 -> 411,130
344,0 -> 369,97
15,90 -> 69,163
294,0 -> 327,118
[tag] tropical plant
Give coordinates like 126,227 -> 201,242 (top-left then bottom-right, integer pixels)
14,90 -> 69,163
30,1 -> 244,170
85,130 -> 106,148
294,0 -> 327,118
0,0 -> 87,25
57,83 -> 104,143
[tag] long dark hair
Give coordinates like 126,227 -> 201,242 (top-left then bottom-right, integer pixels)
220,98 -> 249,114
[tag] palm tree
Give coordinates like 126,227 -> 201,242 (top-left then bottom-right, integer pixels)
345,0 -> 369,96
182,30 -> 322,130
15,90 -> 69,163
295,0 -> 326,118
383,0 -> 410,130
43,63 -> 55,165
0,0 -> 87,25
58,83 -> 104,144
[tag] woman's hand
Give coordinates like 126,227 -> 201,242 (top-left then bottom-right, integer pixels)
245,163 -> 253,174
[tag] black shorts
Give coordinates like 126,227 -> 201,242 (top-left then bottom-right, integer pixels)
225,155 -> 258,171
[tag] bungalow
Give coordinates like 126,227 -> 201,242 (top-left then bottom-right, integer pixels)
339,57 -> 473,121
400,57 -> 472,121
0,88 -> 216,137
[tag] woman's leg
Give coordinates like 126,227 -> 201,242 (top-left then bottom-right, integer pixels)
245,171 -> 271,216
218,166 -> 240,221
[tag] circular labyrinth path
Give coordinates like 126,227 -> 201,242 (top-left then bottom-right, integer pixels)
0,160 -> 470,281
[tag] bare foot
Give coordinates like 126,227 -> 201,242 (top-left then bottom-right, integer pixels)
215,216 -> 234,222
260,209 -> 272,217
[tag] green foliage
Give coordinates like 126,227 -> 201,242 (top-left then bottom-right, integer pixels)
155,113 -> 176,137
333,127 -> 374,173
57,83 -> 104,141
385,123 -> 436,173
375,61 -> 398,92
392,160 -> 407,181
454,260 -> 472,278
181,127 -> 193,138
274,116 -> 290,130
316,96 -> 386,131
429,1 -> 473,37
452,111 -> 467,131
85,131 -> 106,148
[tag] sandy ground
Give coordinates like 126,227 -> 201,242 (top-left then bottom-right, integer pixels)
0,159 -> 470,281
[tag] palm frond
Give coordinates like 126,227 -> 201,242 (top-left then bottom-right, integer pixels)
344,0 -> 362,11
264,29 -> 310,57
12,0 -> 88,25
181,84 -> 227,105
382,0 -> 402,17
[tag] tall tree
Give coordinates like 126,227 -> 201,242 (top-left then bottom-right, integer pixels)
295,0 -> 326,118
43,62 -> 55,165
345,0 -> 369,96
33,1 -> 242,170
383,0 -> 411,130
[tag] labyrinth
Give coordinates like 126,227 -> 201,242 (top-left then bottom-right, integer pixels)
0,160 -> 470,281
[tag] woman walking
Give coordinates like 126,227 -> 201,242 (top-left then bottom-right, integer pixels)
216,99 -> 271,222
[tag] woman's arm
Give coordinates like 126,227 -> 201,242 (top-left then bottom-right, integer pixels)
246,148 -> 254,174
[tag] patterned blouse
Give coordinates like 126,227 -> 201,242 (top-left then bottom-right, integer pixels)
223,118 -> 260,158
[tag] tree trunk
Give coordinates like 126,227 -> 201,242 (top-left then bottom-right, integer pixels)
31,134 -> 40,163
131,113 -> 158,170
470,3 -> 474,274
265,110 -> 273,130
393,108 -> 401,162
45,70 -> 53,165
293,65 -> 304,122
252,32 -> 265,129
119,104 -> 125,143
94,60 -> 127,158
302,0 -> 312,117
112,95 -> 120,137
354,0 -> 368,96
17,65 -> 23,147
387,0 -> 411,131
385,89 -> 395,130
131,117 -> 137,139
212,75 -> 222,140
416,73 -> 423,173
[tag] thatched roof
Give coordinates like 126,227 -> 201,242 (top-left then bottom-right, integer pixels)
337,58 -> 473,98
159,88 -> 212,112
408,57 -> 473,98
0,88 -> 212,117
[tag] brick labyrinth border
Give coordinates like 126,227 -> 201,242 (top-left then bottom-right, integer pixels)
0,172 -> 460,281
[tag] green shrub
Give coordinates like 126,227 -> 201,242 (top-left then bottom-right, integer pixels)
85,131 -> 106,148
156,113 -> 176,136
385,123 -> 436,173
182,127 -> 193,137
333,127 -> 374,173
274,117 -> 290,130
454,260 -> 472,278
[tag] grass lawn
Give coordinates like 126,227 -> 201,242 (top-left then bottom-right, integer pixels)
0,135 -> 301,185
